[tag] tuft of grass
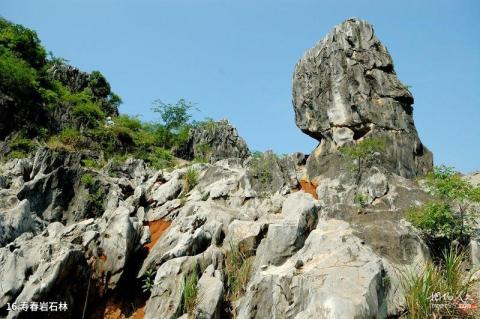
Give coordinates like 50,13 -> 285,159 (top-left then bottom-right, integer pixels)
182,167 -> 198,194
401,246 -> 479,318
80,173 -> 95,188
82,158 -> 105,170
224,243 -> 253,312
182,263 -> 199,317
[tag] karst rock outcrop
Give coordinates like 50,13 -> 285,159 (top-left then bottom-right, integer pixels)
293,18 -> 433,180
3,17 -> 478,319
175,119 -> 251,162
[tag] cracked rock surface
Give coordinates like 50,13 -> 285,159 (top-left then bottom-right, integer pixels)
293,18 -> 432,180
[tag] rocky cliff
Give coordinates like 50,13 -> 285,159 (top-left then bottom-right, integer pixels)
0,18 -> 478,319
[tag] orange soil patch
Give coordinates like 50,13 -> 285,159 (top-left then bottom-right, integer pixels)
132,306 -> 145,319
103,302 -> 124,319
299,179 -> 318,199
144,219 -> 171,251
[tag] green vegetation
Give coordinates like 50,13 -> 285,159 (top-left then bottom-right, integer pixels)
340,137 -> 386,184
354,193 -> 368,209
224,244 -> 253,313
182,167 -> 198,194
6,134 -> 36,159
193,143 -> 212,163
0,17 -> 220,172
141,268 -> 156,293
81,158 -> 105,170
407,166 -> 480,244
401,247 -> 478,318
248,151 -> 278,195
182,264 -> 199,317
80,173 -> 95,188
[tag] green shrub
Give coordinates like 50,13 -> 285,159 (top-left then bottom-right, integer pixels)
409,166 -> 480,244
80,173 -> 95,188
0,50 -> 38,97
407,202 -> 459,240
354,193 -> 368,208
114,114 -> 142,132
72,102 -> 105,128
87,70 -> 110,98
182,264 -> 199,316
8,135 -> 35,158
0,17 -> 46,68
340,137 -> 386,184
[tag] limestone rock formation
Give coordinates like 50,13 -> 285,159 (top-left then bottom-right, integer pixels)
1,17 -> 469,319
175,119 -> 250,162
293,18 -> 432,179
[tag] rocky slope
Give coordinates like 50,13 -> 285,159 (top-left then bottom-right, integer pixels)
1,18 -> 477,319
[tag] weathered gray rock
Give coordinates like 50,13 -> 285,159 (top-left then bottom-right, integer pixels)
0,199 -> 35,246
0,224 -> 90,319
94,206 -> 141,290
143,257 -> 188,319
292,18 -> 432,180
225,220 -> 265,257
254,192 -> 320,267
196,264 -> 224,319
175,119 -> 250,162
238,219 -> 387,319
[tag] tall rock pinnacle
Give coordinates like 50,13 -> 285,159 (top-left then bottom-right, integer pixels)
293,18 -> 432,179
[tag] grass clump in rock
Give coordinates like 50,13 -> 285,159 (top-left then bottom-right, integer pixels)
401,246 -> 479,318
182,263 -> 199,317
224,244 -> 253,314
182,167 -> 198,194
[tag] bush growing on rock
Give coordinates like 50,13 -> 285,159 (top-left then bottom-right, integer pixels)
340,137 -> 386,184
407,166 -> 480,245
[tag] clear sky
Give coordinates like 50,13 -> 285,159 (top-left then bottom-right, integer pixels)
2,0 -> 479,172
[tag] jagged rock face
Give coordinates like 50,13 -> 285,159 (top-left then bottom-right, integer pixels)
293,18 -> 432,179
48,64 -> 90,93
175,119 -> 250,162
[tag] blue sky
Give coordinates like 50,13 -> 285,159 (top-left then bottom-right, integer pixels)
2,0 -> 479,172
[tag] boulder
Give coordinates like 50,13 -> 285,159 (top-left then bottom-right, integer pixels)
238,219 -> 387,319
254,192 -> 320,267
292,18 -> 432,180
196,264 -> 224,319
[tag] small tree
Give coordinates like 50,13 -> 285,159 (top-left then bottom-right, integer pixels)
340,137 -> 386,184
152,99 -> 196,131
423,166 -> 480,241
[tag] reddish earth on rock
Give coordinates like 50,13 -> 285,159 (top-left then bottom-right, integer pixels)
299,179 -> 318,199
144,219 -> 171,251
